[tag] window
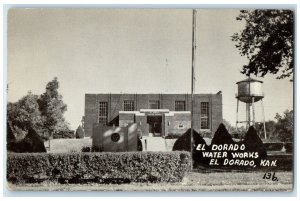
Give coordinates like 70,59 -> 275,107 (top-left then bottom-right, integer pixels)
178,124 -> 184,129
149,100 -> 160,109
200,102 -> 209,129
175,101 -> 186,111
124,100 -> 134,111
99,102 -> 108,125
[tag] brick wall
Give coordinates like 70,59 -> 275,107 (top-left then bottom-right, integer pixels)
211,93 -> 223,135
84,93 -> 223,137
164,112 -> 191,136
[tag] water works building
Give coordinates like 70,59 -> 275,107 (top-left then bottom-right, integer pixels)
84,93 -> 223,137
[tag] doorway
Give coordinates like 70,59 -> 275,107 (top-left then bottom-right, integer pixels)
147,116 -> 162,136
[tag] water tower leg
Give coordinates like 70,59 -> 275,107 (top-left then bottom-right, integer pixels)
252,97 -> 255,127
236,99 -> 239,129
261,99 -> 267,140
246,103 -> 250,129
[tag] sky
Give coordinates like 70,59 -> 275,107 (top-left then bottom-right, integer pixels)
7,8 -> 294,130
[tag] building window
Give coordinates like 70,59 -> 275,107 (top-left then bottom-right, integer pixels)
175,101 -> 186,111
99,102 -> 108,125
149,100 -> 160,109
124,100 -> 134,111
201,102 -> 209,129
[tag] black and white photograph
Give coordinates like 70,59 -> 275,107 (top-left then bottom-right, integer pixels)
5,7 -> 294,192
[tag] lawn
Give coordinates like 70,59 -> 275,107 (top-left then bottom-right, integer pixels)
8,171 -> 293,192
44,138 -> 92,153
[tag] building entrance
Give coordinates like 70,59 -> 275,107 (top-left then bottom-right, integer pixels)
147,116 -> 162,136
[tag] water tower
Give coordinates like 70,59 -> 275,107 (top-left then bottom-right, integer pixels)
235,77 -> 267,139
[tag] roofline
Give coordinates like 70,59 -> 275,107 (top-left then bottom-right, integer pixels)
85,92 -> 222,96
236,79 -> 263,84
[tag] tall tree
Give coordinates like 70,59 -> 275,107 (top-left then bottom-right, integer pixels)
232,10 -> 294,81
38,77 -> 69,139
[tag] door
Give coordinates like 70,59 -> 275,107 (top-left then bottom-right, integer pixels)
147,116 -> 162,136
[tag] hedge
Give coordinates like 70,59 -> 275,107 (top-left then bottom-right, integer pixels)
7,151 -> 190,184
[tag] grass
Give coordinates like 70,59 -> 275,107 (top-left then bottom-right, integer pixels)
44,138 -> 92,153
7,171 -> 293,192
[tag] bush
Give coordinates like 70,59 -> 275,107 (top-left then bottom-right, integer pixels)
81,146 -> 91,152
75,126 -> 84,139
81,146 -> 102,152
211,123 -> 235,145
243,126 -> 267,158
7,127 -> 46,153
91,146 -> 102,152
53,130 -> 75,139
284,142 -> 292,153
7,151 -> 190,184
172,129 -> 209,166
209,123 -> 236,165
264,143 -> 284,151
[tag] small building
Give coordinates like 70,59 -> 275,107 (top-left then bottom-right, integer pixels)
84,93 -> 223,138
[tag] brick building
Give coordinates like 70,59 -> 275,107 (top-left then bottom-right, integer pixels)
84,93 -> 222,137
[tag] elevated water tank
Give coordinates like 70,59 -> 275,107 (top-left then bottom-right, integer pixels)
236,77 -> 264,103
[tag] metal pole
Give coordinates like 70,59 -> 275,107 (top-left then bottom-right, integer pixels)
261,99 -> 267,139
190,9 -> 197,170
236,99 -> 239,129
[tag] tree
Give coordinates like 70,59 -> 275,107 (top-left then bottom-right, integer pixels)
75,125 -> 85,139
274,110 -> 293,142
38,77 -> 70,139
7,92 -> 44,139
232,10 -> 294,81
254,110 -> 293,142
255,120 -> 276,140
7,77 -> 71,141
52,121 -> 74,139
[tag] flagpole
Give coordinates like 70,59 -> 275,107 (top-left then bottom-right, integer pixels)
190,9 -> 196,170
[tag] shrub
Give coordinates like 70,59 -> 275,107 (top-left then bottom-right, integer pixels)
211,123 -> 235,145
7,127 -> 46,153
243,126 -> 267,158
53,130 -> 75,139
165,133 -> 182,139
172,129 -> 209,166
75,126 -> 84,139
284,142 -> 292,153
7,151 -> 190,184
209,123 -> 236,165
81,146 -> 91,152
81,146 -> 102,152
91,145 -> 102,152
264,142 -> 284,151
